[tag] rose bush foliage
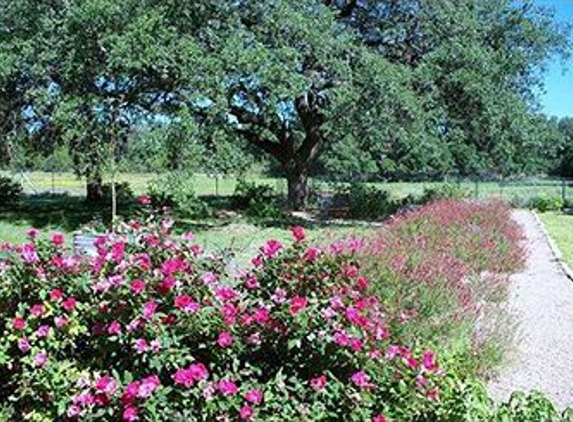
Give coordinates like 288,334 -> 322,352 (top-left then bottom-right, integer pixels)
0,213 -> 449,421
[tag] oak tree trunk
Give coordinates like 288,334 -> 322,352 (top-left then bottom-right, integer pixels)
286,166 -> 309,211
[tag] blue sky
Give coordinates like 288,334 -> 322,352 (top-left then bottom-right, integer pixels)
536,0 -> 573,118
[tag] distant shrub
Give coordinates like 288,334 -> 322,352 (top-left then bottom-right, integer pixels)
334,182 -> 398,220
418,183 -> 472,204
531,196 -> 564,213
233,179 -> 284,219
509,195 -> 564,212
148,173 -> 209,218
0,175 -> 23,206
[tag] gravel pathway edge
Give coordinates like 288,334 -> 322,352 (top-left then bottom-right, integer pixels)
487,210 -> 573,410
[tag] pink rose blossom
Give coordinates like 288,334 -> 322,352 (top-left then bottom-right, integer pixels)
30,303 -> 45,317
174,295 -> 200,313
36,325 -> 50,338
51,233 -> 65,247
50,289 -> 63,302
240,405 -> 254,420
216,287 -> 237,302
350,371 -> 371,388
261,239 -> 282,258
290,226 -> 306,242
303,247 -> 321,261
372,415 -> 388,422
142,301 -> 158,320
34,351 -> 48,367
202,272 -> 218,285
137,375 -> 161,398
18,338 -> 31,353
130,279 -> 146,294
271,288 -> 287,304
217,331 -> 233,348
244,388 -> 262,405
310,375 -> 327,390
289,296 -> 308,315
13,317 -> 26,331
123,406 -> 139,421
138,194 -> 151,205
134,339 -> 149,353
218,379 -> 238,396
62,297 -> 77,312
108,320 -> 122,335
55,315 -> 68,329
96,375 -> 119,395
27,228 -> 40,239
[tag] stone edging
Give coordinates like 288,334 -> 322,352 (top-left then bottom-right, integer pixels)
533,211 -> 573,282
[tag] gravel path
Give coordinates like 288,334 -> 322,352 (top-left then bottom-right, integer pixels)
488,210 -> 573,409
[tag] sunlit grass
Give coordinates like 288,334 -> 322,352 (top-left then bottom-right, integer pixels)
539,211 -> 573,269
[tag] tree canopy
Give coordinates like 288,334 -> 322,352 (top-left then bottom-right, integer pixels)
0,0 -> 570,207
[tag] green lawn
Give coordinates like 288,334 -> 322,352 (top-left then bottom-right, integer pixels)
539,212 -> 573,269
0,195 -> 372,263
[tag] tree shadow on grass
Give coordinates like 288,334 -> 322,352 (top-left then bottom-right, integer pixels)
0,194 -> 132,233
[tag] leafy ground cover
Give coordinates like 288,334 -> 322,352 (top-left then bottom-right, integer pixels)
539,212 -> 573,269
1,200 -> 571,421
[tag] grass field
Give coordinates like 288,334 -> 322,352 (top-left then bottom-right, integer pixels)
539,212 -> 573,270
2,171 -> 572,200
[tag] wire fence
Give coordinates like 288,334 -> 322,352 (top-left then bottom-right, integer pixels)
2,170 -> 573,204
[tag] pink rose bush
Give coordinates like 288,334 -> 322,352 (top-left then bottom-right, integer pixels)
0,213 -> 452,421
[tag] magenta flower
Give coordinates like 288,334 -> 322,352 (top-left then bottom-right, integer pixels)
107,320 -> 122,335
62,297 -> 77,312
261,239 -> 282,258
123,406 -> 139,421
50,288 -> 64,302
137,194 -> 151,205
26,228 -> 40,239
290,226 -> 306,242
218,379 -> 238,396
96,375 -> 119,395
240,404 -> 254,420
350,371 -> 371,388
55,315 -> 68,329
422,350 -> 438,372
34,351 -> 48,368
216,287 -> 237,302
111,242 -> 125,263
310,375 -> 327,390
130,279 -> 146,294
244,274 -> 259,290
271,288 -> 287,304
142,301 -> 158,320
217,331 -> 233,347
173,363 -> 208,387
21,244 -> 39,264
174,295 -> 200,313
13,317 -> 26,331
303,247 -> 321,261
51,232 -> 65,247
30,303 -> 45,318
134,339 -> 149,353
36,325 -> 50,338
244,388 -> 263,405
289,296 -> 308,315
372,415 -> 388,422
137,375 -> 161,398
18,338 -> 31,353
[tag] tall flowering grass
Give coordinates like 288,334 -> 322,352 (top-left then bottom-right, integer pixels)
361,199 -> 525,375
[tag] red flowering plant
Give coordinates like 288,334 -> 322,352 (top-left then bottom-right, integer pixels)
0,215 -> 448,421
